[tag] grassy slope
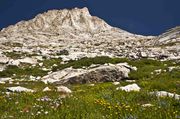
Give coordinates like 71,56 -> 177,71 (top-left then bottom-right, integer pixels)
0,57 -> 179,119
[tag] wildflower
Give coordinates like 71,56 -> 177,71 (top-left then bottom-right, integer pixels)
37,111 -> 41,115
45,111 -> 48,115
37,96 -> 52,102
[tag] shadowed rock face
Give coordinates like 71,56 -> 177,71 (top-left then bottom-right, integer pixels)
57,67 -> 126,84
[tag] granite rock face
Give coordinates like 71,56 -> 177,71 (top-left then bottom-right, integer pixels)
42,63 -> 136,84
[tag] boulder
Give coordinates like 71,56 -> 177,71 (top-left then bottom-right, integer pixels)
7,86 -> 34,92
88,84 -> 95,86
0,78 -> 12,82
42,63 -> 136,84
8,59 -> 20,66
142,104 -> 154,107
168,56 -> 180,60
34,56 -> 43,61
39,63 -> 43,67
19,57 -> 38,64
0,57 -> 9,64
0,65 -> 6,71
168,66 -> 179,72
150,91 -> 180,100
140,52 -> 148,58
42,78 -> 60,84
42,67 -> 87,84
116,83 -> 141,92
113,82 -> 120,85
125,80 -> 136,83
154,69 -> 162,74
0,81 -> 5,84
168,66 -> 176,72
57,86 -> 72,94
43,87 -> 51,92
66,65 -> 129,84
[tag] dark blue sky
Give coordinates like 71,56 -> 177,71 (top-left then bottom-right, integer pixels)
0,0 -> 180,35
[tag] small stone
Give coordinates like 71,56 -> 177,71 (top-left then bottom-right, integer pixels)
150,91 -> 180,100
0,81 -> 5,84
57,86 -> 72,94
142,104 -> 154,107
39,63 -> 43,66
154,69 -> 162,74
140,52 -> 148,58
113,82 -> 120,85
9,81 -> 13,84
37,111 -> 41,115
125,80 -> 136,83
89,84 -> 95,86
0,78 -> 12,82
19,57 -> 38,65
0,57 -> 9,64
43,87 -> 51,92
53,64 -> 58,67
7,86 -> 34,93
5,92 -> 11,95
168,67 -> 175,72
36,76 -> 41,80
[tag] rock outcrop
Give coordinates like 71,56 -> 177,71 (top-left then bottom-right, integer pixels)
42,63 -> 136,84
7,86 -> 34,93
150,91 -> 180,100
116,83 -> 141,92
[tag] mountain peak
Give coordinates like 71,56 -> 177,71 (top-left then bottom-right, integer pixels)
74,7 -> 90,14
1,7 -> 111,34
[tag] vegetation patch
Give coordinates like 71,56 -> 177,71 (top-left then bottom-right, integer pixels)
0,56 -> 179,118
3,52 -> 38,59
0,79 -> 179,119
0,65 -> 47,78
42,58 -> 62,68
2,42 -> 23,47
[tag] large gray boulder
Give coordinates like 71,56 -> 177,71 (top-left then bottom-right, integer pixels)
59,65 -> 129,84
42,63 -> 136,84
